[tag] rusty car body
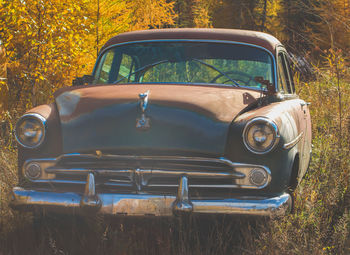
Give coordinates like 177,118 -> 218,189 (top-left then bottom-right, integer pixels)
11,28 -> 311,217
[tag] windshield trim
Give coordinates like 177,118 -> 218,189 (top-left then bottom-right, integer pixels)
92,39 -> 277,91
109,81 -> 269,91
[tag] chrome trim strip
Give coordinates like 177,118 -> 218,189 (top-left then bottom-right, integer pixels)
11,188 -> 291,217
60,153 -> 235,163
35,153 -> 257,169
26,154 -> 241,171
31,179 -> 86,185
28,181 -> 267,190
15,113 -> 47,149
283,132 -> 304,150
92,39 -> 277,91
147,169 -> 244,178
53,153 -> 269,171
46,168 -> 134,176
46,168 -> 245,179
146,184 -> 267,189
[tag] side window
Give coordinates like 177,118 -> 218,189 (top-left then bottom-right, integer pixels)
278,53 -> 288,93
95,50 -> 115,84
116,54 -> 136,82
278,52 -> 295,94
283,54 -> 295,94
94,51 -> 137,84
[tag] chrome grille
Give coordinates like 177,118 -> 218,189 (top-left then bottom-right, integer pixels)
24,154 -> 271,195
45,154 -> 244,190
55,154 -> 239,173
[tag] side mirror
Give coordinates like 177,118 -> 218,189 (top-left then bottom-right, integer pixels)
72,75 -> 94,86
254,76 -> 275,95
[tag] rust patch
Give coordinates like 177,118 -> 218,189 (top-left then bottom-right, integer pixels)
56,91 -> 81,117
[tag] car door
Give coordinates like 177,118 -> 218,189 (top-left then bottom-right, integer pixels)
277,49 -> 311,177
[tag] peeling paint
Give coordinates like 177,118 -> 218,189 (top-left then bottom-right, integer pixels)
56,91 -> 81,117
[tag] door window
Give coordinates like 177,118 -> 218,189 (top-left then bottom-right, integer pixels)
283,54 -> 295,94
278,53 -> 288,93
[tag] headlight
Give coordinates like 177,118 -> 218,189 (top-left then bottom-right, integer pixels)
243,117 -> 280,154
15,113 -> 46,148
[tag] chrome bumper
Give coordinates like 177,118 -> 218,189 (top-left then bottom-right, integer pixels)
11,175 -> 291,217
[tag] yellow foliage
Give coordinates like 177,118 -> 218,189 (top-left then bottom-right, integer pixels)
78,0 -> 176,75
192,0 -> 213,28
0,46 -> 8,117
0,0 -> 349,119
0,0 -> 94,110
128,0 -> 176,30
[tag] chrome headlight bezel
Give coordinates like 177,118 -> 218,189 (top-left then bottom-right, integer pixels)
15,113 -> 46,149
242,117 -> 280,154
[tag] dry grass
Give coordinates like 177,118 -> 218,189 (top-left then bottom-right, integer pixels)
252,63 -> 350,254
0,67 -> 349,254
0,137 -> 271,255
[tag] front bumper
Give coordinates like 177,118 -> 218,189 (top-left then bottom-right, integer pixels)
11,175 -> 291,217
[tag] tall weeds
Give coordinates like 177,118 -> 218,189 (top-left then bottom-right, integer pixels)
0,54 -> 349,254
255,50 -> 350,255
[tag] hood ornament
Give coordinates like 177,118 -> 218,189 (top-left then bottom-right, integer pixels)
136,90 -> 151,130
139,90 -> 149,112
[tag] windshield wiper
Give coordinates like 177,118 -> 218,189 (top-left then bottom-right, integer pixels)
114,59 -> 170,84
191,58 -> 240,87
114,58 -> 240,87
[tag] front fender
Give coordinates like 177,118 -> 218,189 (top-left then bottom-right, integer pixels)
17,103 -> 62,180
225,99 -> 304,194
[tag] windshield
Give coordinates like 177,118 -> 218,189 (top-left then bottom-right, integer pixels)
93,41 -> 274,89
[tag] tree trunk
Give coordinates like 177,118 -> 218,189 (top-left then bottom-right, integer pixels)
260,0 -> 268,31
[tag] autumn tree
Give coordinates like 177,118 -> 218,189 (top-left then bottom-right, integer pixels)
91,0 -> 176,56
278,0 -> 324,54
0,46 -> 8,117
2,0 -> 349,119
310,0 -> 350,52
211,0 -> 261,30
192,0 -> 216,28
0,0 -> 93,112
254,0 -> 280,33
47,0 -> 177,82
174,0 -> 195,27
174,0 -> 216,28
0,0 -> 177,117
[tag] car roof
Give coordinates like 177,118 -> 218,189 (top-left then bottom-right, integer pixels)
101,28 -> 282,55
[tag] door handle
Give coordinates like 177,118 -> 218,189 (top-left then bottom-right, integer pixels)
300,102 -> 311,107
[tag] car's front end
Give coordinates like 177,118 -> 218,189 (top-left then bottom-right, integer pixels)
11,29 -> 311,217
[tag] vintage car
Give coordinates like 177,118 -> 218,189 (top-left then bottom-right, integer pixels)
11,28 -> 311,217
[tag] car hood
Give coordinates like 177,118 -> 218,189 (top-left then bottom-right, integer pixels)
54,84 -> 261,156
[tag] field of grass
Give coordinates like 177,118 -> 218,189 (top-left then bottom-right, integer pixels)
0,71 -> 349,254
